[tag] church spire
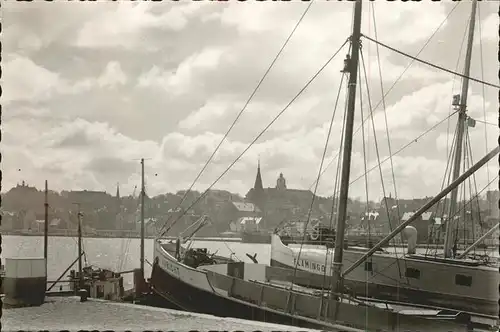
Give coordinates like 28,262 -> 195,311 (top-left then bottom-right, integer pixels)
116,182 -> 120,199
254,157 -> 263,191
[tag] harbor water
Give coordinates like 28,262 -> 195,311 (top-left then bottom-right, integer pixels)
3,235 -> 498,290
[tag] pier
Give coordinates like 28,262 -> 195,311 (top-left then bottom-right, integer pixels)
2,296 -> 317,331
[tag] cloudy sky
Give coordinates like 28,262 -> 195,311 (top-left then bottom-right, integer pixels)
2,0 -> 498,202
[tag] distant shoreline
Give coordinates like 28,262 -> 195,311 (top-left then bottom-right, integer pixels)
0,230 -> 242,242
2,230 -> 496,250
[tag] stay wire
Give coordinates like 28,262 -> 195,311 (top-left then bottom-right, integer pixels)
348,109 -> 460,189
326,78 -> 351,299
465,128 -> 488,256
425,123 -> 459,256
291,72 -> 347,292
161,39 -> 350,237
477,5 -> 491,191
361,34 -> 500,90
360,49 -> 405,281
358,42 -> 372,302
310,1 -> 461,190
371,2 -> 403,246
158,0 -> 315,236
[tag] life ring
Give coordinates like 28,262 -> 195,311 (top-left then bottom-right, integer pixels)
310,226 -> 320,241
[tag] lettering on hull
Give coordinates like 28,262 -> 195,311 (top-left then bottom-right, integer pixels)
293,258 -> 326,273
157,248 -> 180,277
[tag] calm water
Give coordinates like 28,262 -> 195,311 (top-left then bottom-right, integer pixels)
3,235 -> 498,289
3,235 -> 271,288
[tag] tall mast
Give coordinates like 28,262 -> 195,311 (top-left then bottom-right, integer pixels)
331,0 -> 363,294
44,180 -> 48,273
75,203 -> 83,289
443,0 -> 477,258
140,158 -> 145,277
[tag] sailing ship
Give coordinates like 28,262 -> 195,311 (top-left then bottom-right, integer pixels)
149,1 -> 498,330
270,0 -> 499,318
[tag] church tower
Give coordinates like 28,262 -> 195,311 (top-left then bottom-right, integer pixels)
276,172 -> 287,191
254,159 -> 264,191
116,182 -> 120,199
247,158 -> 266,213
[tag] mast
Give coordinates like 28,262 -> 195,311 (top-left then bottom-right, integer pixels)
140,158 -> 145,277
76,204 -> 83,289
443,0 -> 477,258
44,180 -> 48,273
343,146 -> 499,276
331,0 -> 363,294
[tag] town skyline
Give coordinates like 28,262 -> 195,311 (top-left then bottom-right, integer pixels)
4,177 -> 498,204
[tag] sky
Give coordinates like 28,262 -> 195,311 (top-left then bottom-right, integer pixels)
2,0 -> 498,202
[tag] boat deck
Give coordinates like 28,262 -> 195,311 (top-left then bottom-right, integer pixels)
2,295 -> 319,331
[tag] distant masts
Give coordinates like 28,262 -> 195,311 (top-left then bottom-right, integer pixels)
140,158 -> 146,279
72,202 -> 84,289
44,180 -> 49,275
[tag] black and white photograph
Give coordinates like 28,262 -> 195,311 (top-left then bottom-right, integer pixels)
1,0 -> 499,331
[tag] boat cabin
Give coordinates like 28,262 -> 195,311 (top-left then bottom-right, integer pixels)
68,266 -> 124,301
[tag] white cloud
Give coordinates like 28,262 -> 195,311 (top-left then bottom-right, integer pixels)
138,47 -> 226,95
2,55 -> 61,104
2,0 -> 497,202
98,62 -> 127,88
478,12 -> 498,42
2,56 -> 130,105
75,2 -> 209,49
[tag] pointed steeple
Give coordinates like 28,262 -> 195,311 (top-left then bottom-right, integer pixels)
254,157 -> 263,191
116,182 -> 120,199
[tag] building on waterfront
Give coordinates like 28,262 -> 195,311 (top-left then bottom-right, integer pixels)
217,201 -> 261,232
245,161 -> 324,229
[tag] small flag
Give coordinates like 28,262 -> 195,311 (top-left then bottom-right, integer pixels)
467,117 -> 476,128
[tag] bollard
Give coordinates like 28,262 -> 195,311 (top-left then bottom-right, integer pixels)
78,288 -> 88,302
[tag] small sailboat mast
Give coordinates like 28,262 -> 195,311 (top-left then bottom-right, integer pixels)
331,0 -> 363,294
76,203 -> 83,289
44,180 -> 49,274
443,0 -> 478,258
140,158 -> 146,277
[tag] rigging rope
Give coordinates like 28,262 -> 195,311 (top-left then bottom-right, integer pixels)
361,34 -> 500,89
448,175 -> 499,246
477,5 -> 491,200
160,38 -> 350,237
348,109 -> 460,188
358,51 -> 372,303
465,127 -> 488,256
291,72 -> 347,292
473,119 -> 498,127
310,1 -> 462,189
325,78 -> 350,298
369,4 -> 410,290
360,48 -> 406,282
425,123 -> 459,256
358,59 -> 370,241
371,2 -> 403,249
158,0 -> 315,237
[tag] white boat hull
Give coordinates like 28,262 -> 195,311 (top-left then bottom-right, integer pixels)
270,234 -> 499,316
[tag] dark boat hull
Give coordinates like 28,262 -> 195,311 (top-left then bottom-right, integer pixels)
150,263 -> 328,329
